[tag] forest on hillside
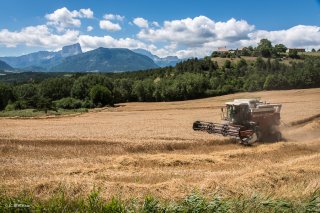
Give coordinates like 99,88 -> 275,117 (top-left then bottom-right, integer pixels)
0,39 -> 320,112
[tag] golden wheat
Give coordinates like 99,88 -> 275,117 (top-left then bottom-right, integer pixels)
0,88 -> 319,200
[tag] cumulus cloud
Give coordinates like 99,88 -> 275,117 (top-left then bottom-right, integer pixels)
79,35 -> 151,51
99,14 -> 124,31
152,21 -> 160,27
78,8 -> 94,18
215,18 -> 255,40
138,16 -> 254,47
87,26 -> 93,32
99,20 -> 121,31
0,25 -> 79,48
133,17 -> 149,28
103,14 -> 125,21
45,7 -> 93,31
174,41 -> 230,58
246,25 -> 320,49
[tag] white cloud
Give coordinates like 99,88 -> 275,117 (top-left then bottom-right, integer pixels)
87,26 -> 93,32
174,41 -> 230,58
0,25 -> 79,48
215,18 -> 255,40
45,7 -> 93,31
133,17 -> 149,28
78,8 -> 94,18
98,14 -> 124,32
152,21 -> 160,27
246,25 -> 320,49
138,16 -> 254,47
103,14 -> 125,21
99,20 -> 121,31
79,35 -> 151,51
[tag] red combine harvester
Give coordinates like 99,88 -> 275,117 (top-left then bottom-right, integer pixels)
193,99 -> 282,145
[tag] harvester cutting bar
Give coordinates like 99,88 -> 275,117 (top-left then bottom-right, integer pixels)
193,121 -> 241,137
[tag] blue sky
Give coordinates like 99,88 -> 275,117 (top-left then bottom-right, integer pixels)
0,0 -> 320,58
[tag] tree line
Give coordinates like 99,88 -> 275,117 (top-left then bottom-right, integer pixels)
211,39 -> 302,59
0,39 -> 320,112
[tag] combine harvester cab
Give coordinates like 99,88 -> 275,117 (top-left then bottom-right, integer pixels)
193,99 -> 282,145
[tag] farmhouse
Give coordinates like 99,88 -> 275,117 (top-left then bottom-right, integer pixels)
217,46 -> 228,52
217,46 -> 241,53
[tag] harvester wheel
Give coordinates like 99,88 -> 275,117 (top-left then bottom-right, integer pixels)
255,129 -> 262,142
241,132 -> 258,145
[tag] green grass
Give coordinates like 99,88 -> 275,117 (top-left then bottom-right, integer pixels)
0,108 -> 88,117
210,56 -> 305,67
211,56 -> 257,67
0,189 -> 319,213
300,52 -> 320,57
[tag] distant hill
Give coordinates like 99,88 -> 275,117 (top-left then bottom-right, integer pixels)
21,65 -> 47,72
132,49 -> 180,67
0,43 -> 82,70
0,60 -> 14,70
50,48 -> 159,72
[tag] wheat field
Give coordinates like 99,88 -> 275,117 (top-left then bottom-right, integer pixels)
0,88 -> 320,200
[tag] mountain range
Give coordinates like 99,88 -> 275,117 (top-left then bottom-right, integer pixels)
0,43 -> 82,71
50,47 -> 159,72
132,49 -> 180,67
0,60 -> 14,71
0,43 -> 180,72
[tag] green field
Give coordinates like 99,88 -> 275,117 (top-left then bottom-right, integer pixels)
211,55 -> 307,67
0,108 -> 87,117
1,189 -> 319,213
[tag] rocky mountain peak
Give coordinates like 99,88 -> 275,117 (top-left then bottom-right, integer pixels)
60,43 -> 82,57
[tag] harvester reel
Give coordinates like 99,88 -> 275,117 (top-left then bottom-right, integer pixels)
207,123 -> 214,134
222,125 -> 229,136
